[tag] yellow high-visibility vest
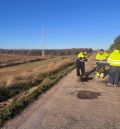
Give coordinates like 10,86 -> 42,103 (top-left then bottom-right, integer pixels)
78,52 -> 87,59
107,50 -> 120,66
95,52 -> 108,61
104,52 -> 109,58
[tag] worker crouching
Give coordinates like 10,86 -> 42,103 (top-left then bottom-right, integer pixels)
95,49 -> 108,79
76,51 -> 88,78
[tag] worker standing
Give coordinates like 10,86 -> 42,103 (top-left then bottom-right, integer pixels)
107,49 -> 120,87
76,50 -> 88,78
95,49 -> 109,78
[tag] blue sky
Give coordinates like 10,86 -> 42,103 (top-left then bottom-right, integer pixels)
0,0 -> 120,49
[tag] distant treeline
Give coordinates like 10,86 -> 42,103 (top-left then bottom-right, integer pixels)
0,48 -> 93,56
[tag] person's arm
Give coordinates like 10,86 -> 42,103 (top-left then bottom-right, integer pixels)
107,56 -> 111,65
95,54 -> 100,65
78,57 -> 83,60
83,56 -> 88,62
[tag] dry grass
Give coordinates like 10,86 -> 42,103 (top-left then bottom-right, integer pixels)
0,54 -> 47,68
5,58 -> 74,88
0,56 -> 75,103
0,56 -> 74,82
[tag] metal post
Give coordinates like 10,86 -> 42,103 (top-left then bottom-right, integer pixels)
41,26 -> 45,57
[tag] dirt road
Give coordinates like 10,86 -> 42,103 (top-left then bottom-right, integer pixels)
2,55 -> 120,129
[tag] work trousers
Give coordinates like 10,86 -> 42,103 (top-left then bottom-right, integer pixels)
96,63 -> 106,71
76,59 -> 85,77
109,66 -> 120,85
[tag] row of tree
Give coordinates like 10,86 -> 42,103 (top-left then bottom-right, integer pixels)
110,35 -> 120,50
0,48 -> 93,56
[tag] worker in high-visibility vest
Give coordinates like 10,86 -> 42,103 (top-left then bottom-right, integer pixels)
95,49 -> 109,78
107,49 -> 120,87
76,51 -> 88,78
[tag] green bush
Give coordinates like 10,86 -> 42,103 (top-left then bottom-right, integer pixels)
110,35 -> 120,50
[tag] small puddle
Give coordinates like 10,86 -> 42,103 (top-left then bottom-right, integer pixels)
77,90 -> 101,99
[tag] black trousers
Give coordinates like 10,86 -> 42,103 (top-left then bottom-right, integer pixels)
76,59 -> 85,77
109,66 -> 120,85
96,63 -> 106,71
96,63 -> 106,74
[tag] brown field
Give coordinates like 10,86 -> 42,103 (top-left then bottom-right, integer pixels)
0,56 -> 74,84
0,54 -> 47,68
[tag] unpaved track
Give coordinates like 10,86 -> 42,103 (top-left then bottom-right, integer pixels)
2,54 -> 120,129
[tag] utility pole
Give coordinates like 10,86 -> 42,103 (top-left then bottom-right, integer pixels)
41,26 -> 45,57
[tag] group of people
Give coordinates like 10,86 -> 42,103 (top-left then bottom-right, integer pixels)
76,48 -> 120,87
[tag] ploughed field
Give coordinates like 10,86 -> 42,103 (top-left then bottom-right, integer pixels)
0,55 -> 75,125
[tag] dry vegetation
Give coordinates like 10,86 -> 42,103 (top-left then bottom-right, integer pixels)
0,54 -> 47,68
0,55 -> 76,125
